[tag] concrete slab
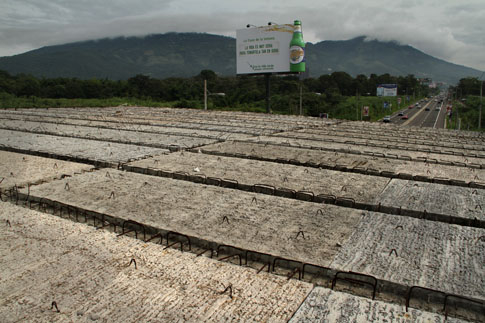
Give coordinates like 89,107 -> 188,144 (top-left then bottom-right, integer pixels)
276,130 -> 485,156
125,151 -> 391,204
289,287 -> 467,323
376,179 -> 485,223
19,169 -> 364,267
244,136 -> 485,167
0,119 -> 220,148
0,202 -> 313,322
294,127 -> 485,152
199,141 -> 485,184
336,122 -> 485,145
0,151 -> 93,190
330,212 -> 485,301
0,107 -> 332,134
0,115 -> 259,142
0,129 -> 168,165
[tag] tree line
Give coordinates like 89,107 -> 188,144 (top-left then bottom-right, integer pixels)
0,69 -> 433,116
453,76 -> 483,97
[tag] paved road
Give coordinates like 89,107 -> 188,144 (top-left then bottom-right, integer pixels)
386,99 -> 447,128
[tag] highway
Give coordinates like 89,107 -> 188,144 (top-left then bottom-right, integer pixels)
385,98 -> 447,128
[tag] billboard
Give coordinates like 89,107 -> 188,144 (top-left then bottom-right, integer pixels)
377,84 -> 397,97
236,24 -> 295,74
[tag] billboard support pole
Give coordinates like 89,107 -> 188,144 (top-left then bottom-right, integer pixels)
299,78 -> 303,115
265,73 -> 271,113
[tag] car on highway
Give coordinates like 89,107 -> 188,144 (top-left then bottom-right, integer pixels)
398,111 -> 404,116
383,116 -> 391,123
435,106 -> 440,111
401,115 -> 409,120
425,107 -> 430,111
408,105 -> 413,109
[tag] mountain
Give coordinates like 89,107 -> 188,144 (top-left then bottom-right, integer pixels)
0,33 -> 481,84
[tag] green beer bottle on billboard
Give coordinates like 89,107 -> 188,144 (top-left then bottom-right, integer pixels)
290,20 -> 305,72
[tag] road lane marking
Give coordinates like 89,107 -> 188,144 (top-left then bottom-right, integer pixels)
402,101 -> 433,126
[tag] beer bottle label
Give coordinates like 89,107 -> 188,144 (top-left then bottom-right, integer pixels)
290,46 -> 305,64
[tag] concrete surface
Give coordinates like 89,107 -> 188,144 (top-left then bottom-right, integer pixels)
0,202 -> 313,322
20,169 -> 364,267
0,129 -> 168,165
289,287 -> 467,323
0,151 -> 93,190
126,151 -> 390,204
331,212 -> 485,300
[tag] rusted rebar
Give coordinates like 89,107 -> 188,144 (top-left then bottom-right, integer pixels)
405,286 -> 445,312
222,216 -> 229,224
332,271 -> 377,300
145,233 -> 163,244
109,191 -> 115,199
166,231 -> 191,252
257,262 -> 271,274
64,183 -> 70,191
389,249 -> 398,257
219,254 -> 242,266
219,284 -> 233,299
295,230 -> 306,239
6,220 -> 11,227
196,248 -> 214,258
287,268 -> 302,280
129,258 -> 137,269
50,301 -> 60,313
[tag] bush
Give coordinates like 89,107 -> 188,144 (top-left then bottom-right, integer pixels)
174,99 -> 202,109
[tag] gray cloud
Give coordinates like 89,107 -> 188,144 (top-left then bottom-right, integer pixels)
0,0 -> 484,73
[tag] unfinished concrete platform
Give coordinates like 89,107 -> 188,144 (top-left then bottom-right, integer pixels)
13,169 -> 484,309
19,169 -> 363,267
289,287 -> 468,323
0,118 -> 221,148
125,151 -> 390,205
0,151 -> 93,190
0,106 -> 483,322
375,179 -> 485,224
0,129 -> 168,166
331,212 -> 485,301
198,141 -> 485,185
244,136 -> 485,167
0,202 -> 312,322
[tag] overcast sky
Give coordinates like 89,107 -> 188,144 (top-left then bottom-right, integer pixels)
1,0 -> 484,72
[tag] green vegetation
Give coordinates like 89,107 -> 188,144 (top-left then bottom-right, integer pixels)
0,69 -> 435,122
447,77 -> 484,131
446,96 -> 483,131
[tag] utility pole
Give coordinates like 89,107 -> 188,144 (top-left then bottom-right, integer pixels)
480,79 -> 482,129
204,79 -> 207,110
480,72 -> 484,129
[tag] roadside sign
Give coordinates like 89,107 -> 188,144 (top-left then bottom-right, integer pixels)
362,106 -> 369,117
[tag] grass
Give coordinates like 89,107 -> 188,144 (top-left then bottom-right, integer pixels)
0,95 -> 176,109
445,96 -> 484,132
